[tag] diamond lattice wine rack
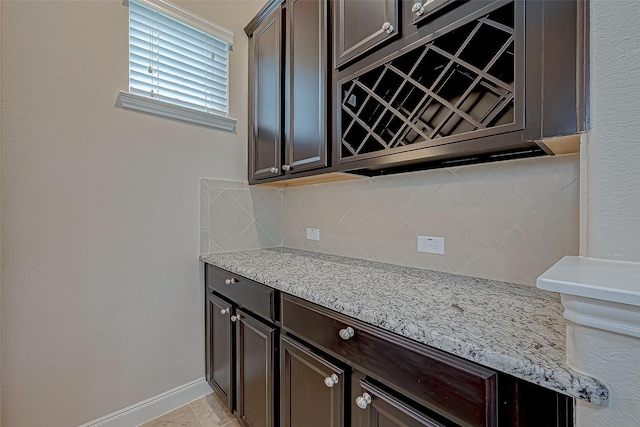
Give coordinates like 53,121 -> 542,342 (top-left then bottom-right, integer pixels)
338,1 -> 523,162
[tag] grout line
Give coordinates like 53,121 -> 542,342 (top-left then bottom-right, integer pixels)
515,177 -> 578,226
453,225 -> 517,273
225,219 -> 255,252
186,402 -> 205,427
254,218 -> 279,248
209,188 -> 227,206
515,224 -> 562,261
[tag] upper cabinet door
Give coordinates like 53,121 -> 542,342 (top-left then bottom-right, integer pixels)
249,5 -> 283,181
333,0 -> 399,69
285,0 -> 329,173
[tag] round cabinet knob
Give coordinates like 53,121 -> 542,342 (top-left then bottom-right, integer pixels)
270,167 -> 279,174
412,2 -> 425,15
339,326 -> 355,340
230,314 -> 241,322
324,374 -> 339,388
220,307 -> 230,315
282,165 -> 291,171
382,22 -> 394,34
224,278 -> 236,285
356,393 -> 372,410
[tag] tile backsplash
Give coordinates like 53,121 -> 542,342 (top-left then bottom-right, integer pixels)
200,179 -> 282,254
202,154 -> 579,286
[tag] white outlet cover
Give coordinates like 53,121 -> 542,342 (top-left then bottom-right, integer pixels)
417,236 -> 445,255
307,228 -> 320,241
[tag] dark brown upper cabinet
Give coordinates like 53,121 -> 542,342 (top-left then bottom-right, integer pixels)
248,2 -> 283,181
333,0 -> 588,175
410,0 -> 459,26
333,0 -> 400,69
246,0 -> 330,184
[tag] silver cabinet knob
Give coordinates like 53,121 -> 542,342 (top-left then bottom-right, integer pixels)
382,22 -> 394,33
220,307 -> 230,315
282,164 -> 291,171
230,314 -> 241,322
224,278 -> 236,285
270,167 -> 279,174
356,393 -> 372,409
324,374 -> 339,388
412,2 -> 425,15
339,326 -> 355,340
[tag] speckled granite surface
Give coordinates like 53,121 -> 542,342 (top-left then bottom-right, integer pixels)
200,247 -> 608,404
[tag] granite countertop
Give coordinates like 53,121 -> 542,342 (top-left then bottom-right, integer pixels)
200,247 -> 608,404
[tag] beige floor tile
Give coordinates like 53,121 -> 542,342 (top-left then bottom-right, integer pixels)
189,394 -> 234,427
139,404 -> 201,427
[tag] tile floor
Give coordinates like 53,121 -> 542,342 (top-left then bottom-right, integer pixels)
139,393 -> 241,427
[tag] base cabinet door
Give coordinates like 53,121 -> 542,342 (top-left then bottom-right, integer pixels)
236,309 -> 276,427
281,336 -> 345,427
352,380 -> 448,427
206,293 -> 234,411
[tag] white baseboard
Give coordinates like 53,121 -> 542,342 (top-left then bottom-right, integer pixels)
78,378 -> 213,427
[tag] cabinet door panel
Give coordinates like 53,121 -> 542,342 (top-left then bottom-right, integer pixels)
353,381 -> 448,427
207,293 -> 234,410
334,0 -> 399,68
281,335 -> 344,427
285,0 -> 328,173
251,6 -> 283,181
237,310 -> 276,427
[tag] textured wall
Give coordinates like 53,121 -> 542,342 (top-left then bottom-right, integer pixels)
282,155 -> 580,287
586,0 -> 640,262
570,2 -> 640,426
1,1 -> 264,426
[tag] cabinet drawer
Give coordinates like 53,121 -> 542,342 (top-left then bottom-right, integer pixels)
353,380 -> 449,427
281,294 -> 497,427
206,264 -> 276,323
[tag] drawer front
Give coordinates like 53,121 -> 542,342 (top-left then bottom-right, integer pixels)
281,294 -> 496,427
206,264 -> 276,323
353,379 -> 449,427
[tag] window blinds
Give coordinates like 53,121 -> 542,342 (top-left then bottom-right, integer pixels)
128,0 -> 230,116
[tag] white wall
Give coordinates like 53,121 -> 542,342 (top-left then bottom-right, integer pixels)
564,1 -> 640,426
586,0 -> 640,263
1,1 -> 263,426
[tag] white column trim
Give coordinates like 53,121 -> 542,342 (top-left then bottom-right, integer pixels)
538,256 -> 640,337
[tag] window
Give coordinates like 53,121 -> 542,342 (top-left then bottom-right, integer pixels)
117,0 -> 236,131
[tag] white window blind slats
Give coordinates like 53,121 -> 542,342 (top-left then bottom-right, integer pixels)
129,69 -> 228,107
130,83 -> 227,113
130,8 -> 229,53
128,44 -> 228,85
128,0 -> 229,116
129,29 -> 229,69
129,61 -> 227,99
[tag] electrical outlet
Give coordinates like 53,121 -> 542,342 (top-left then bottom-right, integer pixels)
307,228 -> 320,241
417,236 -> 445,255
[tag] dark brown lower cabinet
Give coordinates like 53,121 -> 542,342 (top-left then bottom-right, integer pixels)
205,264 -> 574,427
236,309 -> 276,427
280,336 -> 345,427
206,293 -> 234,411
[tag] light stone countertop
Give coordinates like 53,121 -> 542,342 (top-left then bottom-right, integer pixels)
200,247 -> 608,404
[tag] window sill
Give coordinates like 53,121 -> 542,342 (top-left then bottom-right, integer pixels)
116,91 -> 237,132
